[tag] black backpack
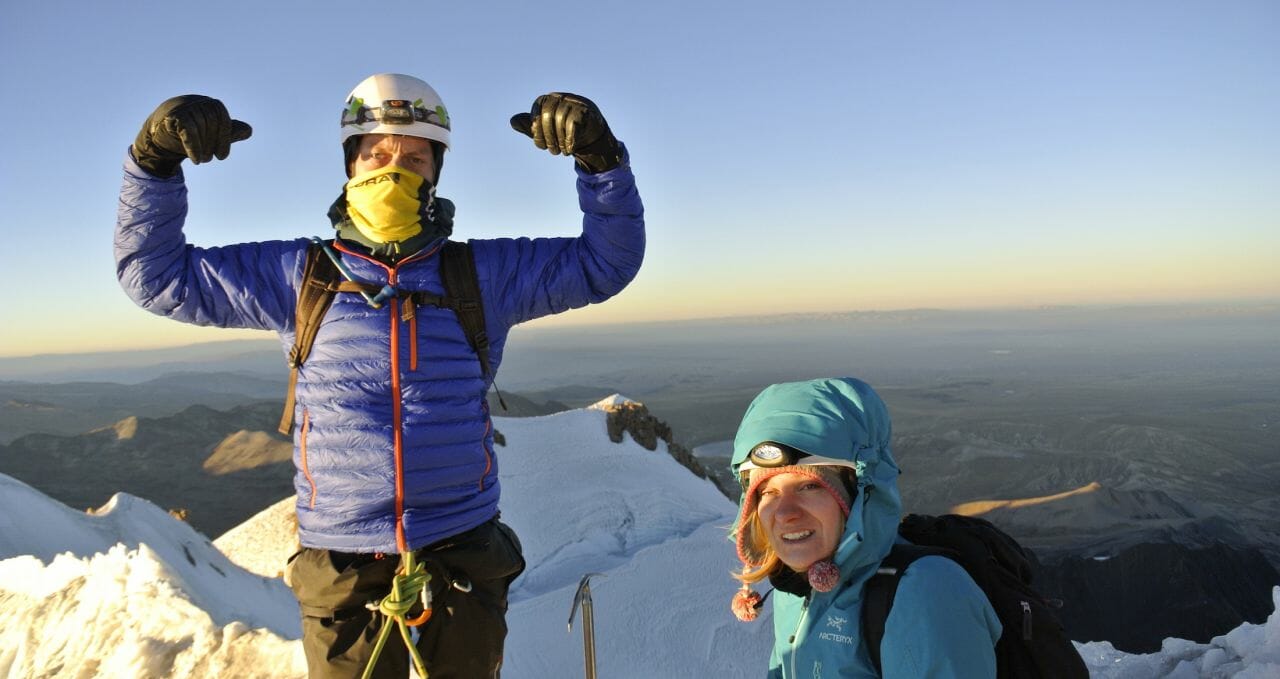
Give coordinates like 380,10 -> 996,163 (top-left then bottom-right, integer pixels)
861,513 -> 1089,679
277,239 -> 502,435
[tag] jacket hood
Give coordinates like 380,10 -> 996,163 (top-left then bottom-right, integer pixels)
730,377 -> 902,583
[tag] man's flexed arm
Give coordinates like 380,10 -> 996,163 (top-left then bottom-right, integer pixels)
479,92 -> 644,327
117,95 -> 298,332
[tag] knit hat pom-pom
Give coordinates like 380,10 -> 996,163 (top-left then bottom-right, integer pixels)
807,560 -> 840,592
731,587 -> 762,622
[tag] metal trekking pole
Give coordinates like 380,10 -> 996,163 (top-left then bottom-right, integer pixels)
568,573 -> 605,679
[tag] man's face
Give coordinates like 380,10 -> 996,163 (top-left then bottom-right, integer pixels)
756,472 -> 846,571
349,134 -> 437,180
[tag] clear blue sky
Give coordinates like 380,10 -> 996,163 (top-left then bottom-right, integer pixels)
1,1 -> 1277,356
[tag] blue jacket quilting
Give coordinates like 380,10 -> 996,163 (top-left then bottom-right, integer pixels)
115,151 -> 645,553
731,378 -> 1002,678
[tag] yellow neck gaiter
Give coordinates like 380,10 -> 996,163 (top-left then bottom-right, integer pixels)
343,166 -> 435,243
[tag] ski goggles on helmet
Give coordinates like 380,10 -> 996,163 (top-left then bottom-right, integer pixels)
342,98 -> 450,130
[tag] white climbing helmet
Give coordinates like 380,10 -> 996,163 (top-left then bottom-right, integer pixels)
340,73 -> 451,150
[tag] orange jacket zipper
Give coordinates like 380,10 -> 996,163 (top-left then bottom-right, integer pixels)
330,241 -> 443,552
390,290 -> 408,552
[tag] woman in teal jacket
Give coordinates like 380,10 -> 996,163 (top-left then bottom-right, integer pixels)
729,378 -> 1002,678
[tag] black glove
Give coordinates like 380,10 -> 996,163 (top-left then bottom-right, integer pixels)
510,92 -> 623,174
131,95 -> 253,178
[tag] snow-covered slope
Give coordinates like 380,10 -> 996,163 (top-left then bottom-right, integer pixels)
212,496 -> 297,579
2,402 -> 1279,678
0,473 -> 303,676
495,406 -> 771,676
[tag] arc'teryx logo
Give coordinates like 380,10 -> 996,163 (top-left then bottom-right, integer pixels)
817,613 -> 853,645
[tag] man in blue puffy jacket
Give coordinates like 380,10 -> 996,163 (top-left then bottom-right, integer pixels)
115,73 -> 644,678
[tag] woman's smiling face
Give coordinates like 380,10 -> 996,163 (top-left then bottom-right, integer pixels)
756,471 -> 846,571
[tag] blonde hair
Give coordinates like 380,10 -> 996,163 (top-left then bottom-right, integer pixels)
732,511 -> 782,585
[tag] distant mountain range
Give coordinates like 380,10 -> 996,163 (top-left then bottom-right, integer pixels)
0,372 -> 286,443
0,339 -> 287,383
1038,541 -> 1279,652
0,401 -> 294,538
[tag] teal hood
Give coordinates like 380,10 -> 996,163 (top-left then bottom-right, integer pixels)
731,377 -> 902,583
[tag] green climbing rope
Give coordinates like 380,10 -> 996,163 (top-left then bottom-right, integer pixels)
361,551 -> 432,679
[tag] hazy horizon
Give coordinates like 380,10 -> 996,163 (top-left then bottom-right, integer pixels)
4,301 -> 1276,448
3,298 -> 1277,360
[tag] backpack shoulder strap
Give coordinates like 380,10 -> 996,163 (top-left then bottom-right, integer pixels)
438,241 -> 507,409
278,241 -> 343,435
438,241 -> 488,373
862,543 -> 953,674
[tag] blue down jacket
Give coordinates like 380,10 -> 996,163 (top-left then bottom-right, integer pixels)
731,378 -> 1001,678
115,151 -> 644,553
